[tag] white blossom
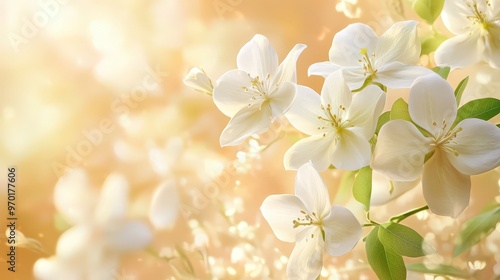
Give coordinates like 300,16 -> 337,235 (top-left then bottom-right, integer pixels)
372,74 -> 500,217
213,34 -> 306,146
435,0 -> 500,69
261,162 -> 361,280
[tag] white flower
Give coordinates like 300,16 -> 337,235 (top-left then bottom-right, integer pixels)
213,34 -> 306,146
149,180 -> 179,229
34,170 -> 152,280
183,67 -> 214,95
284,71 -> 385,171
309,20 -> 432,90
435,0 -> 500,69
260,162 -> 362,280
371,74 -> 500,218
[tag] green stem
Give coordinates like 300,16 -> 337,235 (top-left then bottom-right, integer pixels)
390,205 -> 429,223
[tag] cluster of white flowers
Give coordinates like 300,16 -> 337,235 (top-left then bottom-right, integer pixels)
185,1 -> 500,278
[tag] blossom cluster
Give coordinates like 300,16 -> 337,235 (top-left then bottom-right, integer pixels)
185,1 -> 500,278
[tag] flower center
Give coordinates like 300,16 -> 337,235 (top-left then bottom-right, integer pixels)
292,210 -> 322,228
430,120 -> 463,156
359,48 -> 377,77
317,103 -> 349,138
466,0 -> 491,30
242,74 -> 274,107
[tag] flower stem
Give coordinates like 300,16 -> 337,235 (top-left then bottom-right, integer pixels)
390,205 -> 429,223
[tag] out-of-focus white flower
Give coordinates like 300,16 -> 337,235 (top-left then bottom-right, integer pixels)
435,0 -> 500,69
335,0 -> 362,18
213,34 -> 306,146
284,71 -> 385,171
309,21 -> 432,90
372,74 -> 500,218
149,180 -> 179,230
260,162 -> 361,280
34,170 -> 152,280
183,67 -> 214,95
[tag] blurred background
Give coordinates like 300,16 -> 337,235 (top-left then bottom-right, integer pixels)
0,0 -> 499,279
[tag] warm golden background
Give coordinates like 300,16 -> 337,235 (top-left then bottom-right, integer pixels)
1,0 -> 500,279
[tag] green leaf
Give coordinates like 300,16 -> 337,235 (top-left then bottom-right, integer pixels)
412,0 -> 445,24
421,33 -> 447,55
406,263 -> 471,279
376,111 -> 391,134
454,76 -> 469,106
431,66 -> 450,79
353,166 -> 372,210
378,222 -> 434,257
390,98 -> 411,121
453,97 -> 500,127
497,123 -> 500,128
454,205 -> 500,256
366,227 -> 407,280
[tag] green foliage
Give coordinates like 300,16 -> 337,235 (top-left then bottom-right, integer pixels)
412,0 -> 445,24
375,111 -> 391,134
390,98 -> 411,121
406,263 -> 471,279
453,98 -> 500,128
454,76 -> 469,106
366,226 -> 406,280
353,166 -> 372,210
431,66 -> 450,79
421,33 -> 447,55
454,204 -> 500,256
378,222 -> 434,257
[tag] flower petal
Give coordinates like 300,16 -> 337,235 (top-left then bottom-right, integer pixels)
346,85 -> 386,139
446,118 -> 500,175
213,69 -> 253,117
441,0 -> 472,35
434,33 -> 482,69
260,194 -> 307,242
273,43 -> 307,86
219,102 -> 272,147
331,129 -> 372,170
285,85 -> 325,135
56,225 -> 93,260
33,257 -> 79,280
371,120 -> 432,181
409,74 -> 457,136
308,61 -> 340,78
484,24 -> 500,69
321,71 -> 352,112
287,227 -> 324,280
376,62 -> 434,89
183,67 -> 213,95
322,205 -> 361,256
375,20 -> 421,66
370,171 -> 420,206
95,173 -> 129,226
149,180 -> 179,230
284,133 -> 336,172
295,162 -> 331,218
269,81 -> 296,117
329,23 -> 378,67
105,221 -> 152,252
53,169 -> 97,225
237,34 -> 278,78
423,150 -> 471,218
